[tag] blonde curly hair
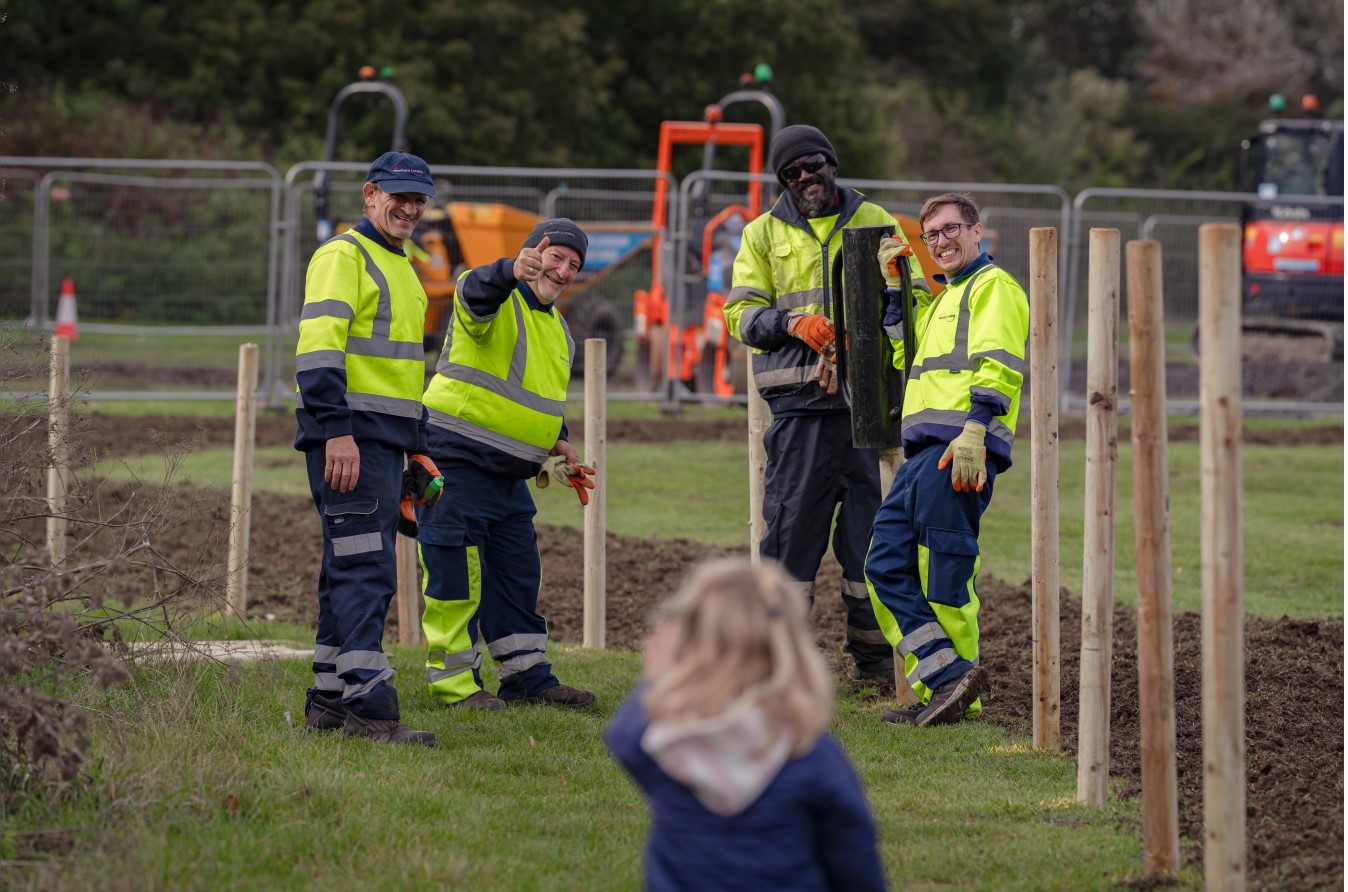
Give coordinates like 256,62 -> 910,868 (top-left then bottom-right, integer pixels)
641,557 -> 835,757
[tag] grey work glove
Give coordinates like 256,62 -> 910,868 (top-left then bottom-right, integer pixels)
938,420 -> 988,492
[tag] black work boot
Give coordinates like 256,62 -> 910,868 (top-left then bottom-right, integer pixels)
880,704 -> 925,726
916,666 -> 989,727
343,712 -> 437,746
512,683 -> 596,708
304,691 -> 347,732
853,657 -> 895,682
453,690 -> 508,711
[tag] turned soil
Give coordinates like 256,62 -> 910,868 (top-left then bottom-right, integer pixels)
77,411 -> 1345,891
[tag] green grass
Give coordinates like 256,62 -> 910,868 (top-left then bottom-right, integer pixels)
2,646 -> 1175,892
93,430 -> 1343,620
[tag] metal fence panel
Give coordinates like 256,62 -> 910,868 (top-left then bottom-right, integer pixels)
1066,188 -> 1344,413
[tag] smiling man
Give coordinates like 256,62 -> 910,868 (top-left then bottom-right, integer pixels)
416,218 -> 597,712
294,151 -> 439,745
724,125 -> 926,686
865,192 -> 1030,728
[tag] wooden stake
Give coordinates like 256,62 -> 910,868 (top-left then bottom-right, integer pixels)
396,535 -> 420,645
46,335 -> 71,567
1199,222 -> 1246,891
1077,228 -> 1119,806
747,363 -> 769,562
583,338 -> 607,649
1029,227 -> 1061,752
1127,240 -> 1181,877
225,343 -> 259,618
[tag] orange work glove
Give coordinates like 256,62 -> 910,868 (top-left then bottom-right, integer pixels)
877,236 -> 914,289
399,454 -> 444,538
536,455 -> 598,506
788,313 -> 835,354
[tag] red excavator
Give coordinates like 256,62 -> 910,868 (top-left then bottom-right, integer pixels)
1236,94 -> 1344,361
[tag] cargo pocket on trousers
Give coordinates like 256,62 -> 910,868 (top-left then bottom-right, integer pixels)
324,498 -> 384,568
923,527 -> 979,609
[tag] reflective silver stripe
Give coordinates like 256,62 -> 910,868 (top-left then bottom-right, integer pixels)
335,649 -> 393,673
910,267 -> 994,379
972,348 -> 1025,373
296,349 -> 347,372
313,672 -> 341,689
904,407 -> 1013,448
347,336 -> 424,361
427,646 -> 482,683
332,532 -> 381,557
753,364 -> 818,389
346,392 -> 423,418
726,284 -> 771,305
847,626 -> 891,645
345,667 -> 395,699
895,622 -> 948,657
910,647 -> 957,685
970,385 -> 1012,415
498,651 -> 549,680
508,298 -> 529,383
425,408 -> 549,463
336,234 -> 392,338
432,362 -> 566,415
911,277 -> 929,294
736,305 -> 768,331
301,300 -> 356,321
775,287 -> 825,312
841,578 -> 870,598
487,633 -> 549,659
313,644 -> 341,665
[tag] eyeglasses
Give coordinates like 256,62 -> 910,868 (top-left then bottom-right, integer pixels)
780,154 -> 828,183
919,221 -> 975,246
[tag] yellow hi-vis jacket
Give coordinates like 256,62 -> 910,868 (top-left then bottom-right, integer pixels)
421,260 -> 573,466
893,254 -> 1028,469
724,186 -> 924,414
295,226 -> 427,452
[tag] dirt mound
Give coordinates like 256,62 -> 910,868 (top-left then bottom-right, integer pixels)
66,412 -> 1344,889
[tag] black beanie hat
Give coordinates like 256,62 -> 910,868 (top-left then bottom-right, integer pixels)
768,125 -> 838,188
523,217 -> 588,269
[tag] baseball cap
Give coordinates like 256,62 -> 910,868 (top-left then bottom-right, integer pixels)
366,151 -> 437,198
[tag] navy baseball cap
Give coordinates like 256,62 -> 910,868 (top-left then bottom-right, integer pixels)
366,151 -> 437,198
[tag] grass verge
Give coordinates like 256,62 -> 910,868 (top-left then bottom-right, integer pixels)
2,646 -> 1177,891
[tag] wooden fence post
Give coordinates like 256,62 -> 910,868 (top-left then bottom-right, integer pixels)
747,365 -> 769,562
1199,222 -> 1246,891
226,343 -> 259,618
1127,240 -> 1180,877
583,338 -> 607,649
1029,227 -> 1061,752
46,335 -> 71,567
1077,228 -> 1119,805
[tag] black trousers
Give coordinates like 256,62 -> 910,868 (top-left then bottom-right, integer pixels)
760,412 -> 891,669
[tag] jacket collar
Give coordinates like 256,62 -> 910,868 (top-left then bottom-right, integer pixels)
770,184 -> 867,231
516,281 -> 556,315
933,252 -> 996,287
354,217 -> 406,256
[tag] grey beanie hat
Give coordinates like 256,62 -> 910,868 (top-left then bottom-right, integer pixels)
523,217 -> 588,269
768,125 -> 838,188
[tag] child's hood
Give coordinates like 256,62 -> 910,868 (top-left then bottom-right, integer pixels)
640,695 -> 794,817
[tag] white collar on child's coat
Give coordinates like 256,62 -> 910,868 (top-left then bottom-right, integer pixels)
641,692 -> 795,817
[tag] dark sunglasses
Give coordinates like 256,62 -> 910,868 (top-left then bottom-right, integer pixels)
780,154 -> 828,183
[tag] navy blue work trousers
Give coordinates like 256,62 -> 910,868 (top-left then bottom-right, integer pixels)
304,440 -> 403,720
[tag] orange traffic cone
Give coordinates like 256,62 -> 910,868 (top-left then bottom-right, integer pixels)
55,278 -> 79,340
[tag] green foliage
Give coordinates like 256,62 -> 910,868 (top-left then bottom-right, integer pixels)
3,1 -> 1342,196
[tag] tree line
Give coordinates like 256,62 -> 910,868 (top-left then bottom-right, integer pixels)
3,0 -> 1342,192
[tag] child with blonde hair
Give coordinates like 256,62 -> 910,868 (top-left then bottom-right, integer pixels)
605,557 -> 886,891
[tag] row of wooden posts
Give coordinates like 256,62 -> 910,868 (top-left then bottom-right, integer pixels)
45,224 -> 1245,889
